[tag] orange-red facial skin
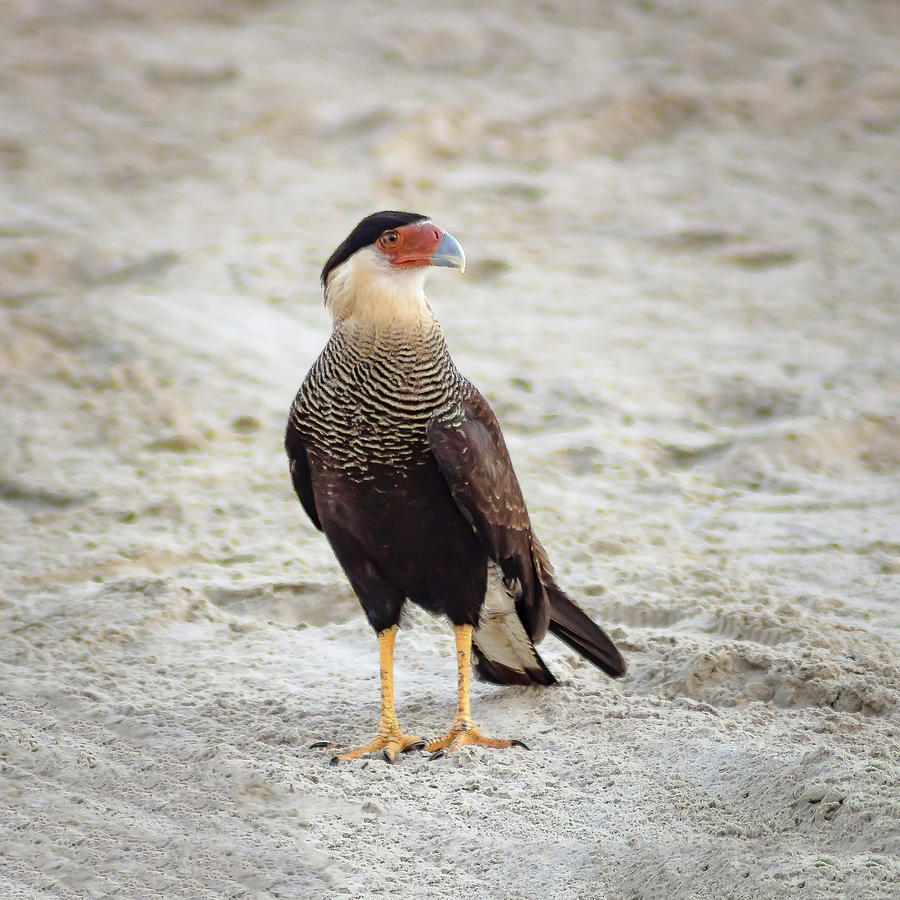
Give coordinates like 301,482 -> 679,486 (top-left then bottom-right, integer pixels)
377,222 -> 444,269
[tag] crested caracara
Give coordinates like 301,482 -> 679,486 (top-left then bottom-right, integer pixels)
286,211 -> 625,764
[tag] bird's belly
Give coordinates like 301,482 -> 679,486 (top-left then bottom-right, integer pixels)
310,457 -> 487,615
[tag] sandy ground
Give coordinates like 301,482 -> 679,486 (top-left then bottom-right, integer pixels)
1,1 -> 899,897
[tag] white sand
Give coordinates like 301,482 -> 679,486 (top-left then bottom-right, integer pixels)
1,1 -> 898,897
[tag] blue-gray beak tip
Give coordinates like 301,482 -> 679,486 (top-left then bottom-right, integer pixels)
431,232 -> 466,273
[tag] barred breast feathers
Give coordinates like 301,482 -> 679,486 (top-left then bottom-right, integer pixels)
290,313 -> 468,472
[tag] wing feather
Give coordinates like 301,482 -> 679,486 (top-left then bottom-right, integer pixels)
427,390 -> 550,642
429,388 -> 626,680
285,427 -> 322,531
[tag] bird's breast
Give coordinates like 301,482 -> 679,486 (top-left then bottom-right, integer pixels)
289,338 -> 464,477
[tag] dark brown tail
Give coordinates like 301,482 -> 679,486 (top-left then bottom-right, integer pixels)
545,581 -> 626,678
473,648 -> 556,686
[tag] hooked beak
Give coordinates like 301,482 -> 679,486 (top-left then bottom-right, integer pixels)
430,232 -> 466,273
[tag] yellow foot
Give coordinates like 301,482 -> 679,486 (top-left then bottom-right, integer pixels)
311,733 -> 425,765
424,721 -> 530,760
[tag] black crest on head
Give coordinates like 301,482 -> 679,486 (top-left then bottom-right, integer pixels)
321,210 -> 429,287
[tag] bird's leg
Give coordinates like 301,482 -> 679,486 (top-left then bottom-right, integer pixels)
326,625 -> 424,765
425,624 -> 529,759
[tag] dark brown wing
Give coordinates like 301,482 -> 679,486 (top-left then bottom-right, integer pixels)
429,389 -> 627,680
427,390 -> 550,642
285,425 -> 322,531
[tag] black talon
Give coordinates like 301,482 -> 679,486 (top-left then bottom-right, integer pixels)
309,741 -> 330,749
428,749 -> 445,761
510,740 -> 530,750
381,750 -> 396,764
329,755 -> 340,766
403,741 -> 427,753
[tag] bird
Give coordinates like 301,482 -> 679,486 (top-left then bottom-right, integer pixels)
285,211 -> 626,764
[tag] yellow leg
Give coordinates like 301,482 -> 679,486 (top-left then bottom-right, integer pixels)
425,624 -> 529,759
320,626 -> 423,765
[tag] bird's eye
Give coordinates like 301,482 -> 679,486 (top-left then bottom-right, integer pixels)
381,230 -> 399,247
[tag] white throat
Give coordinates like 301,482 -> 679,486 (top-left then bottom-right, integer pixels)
325,246 -> 435,332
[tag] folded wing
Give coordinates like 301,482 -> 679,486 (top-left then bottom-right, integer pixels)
428,390 -> 626,682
